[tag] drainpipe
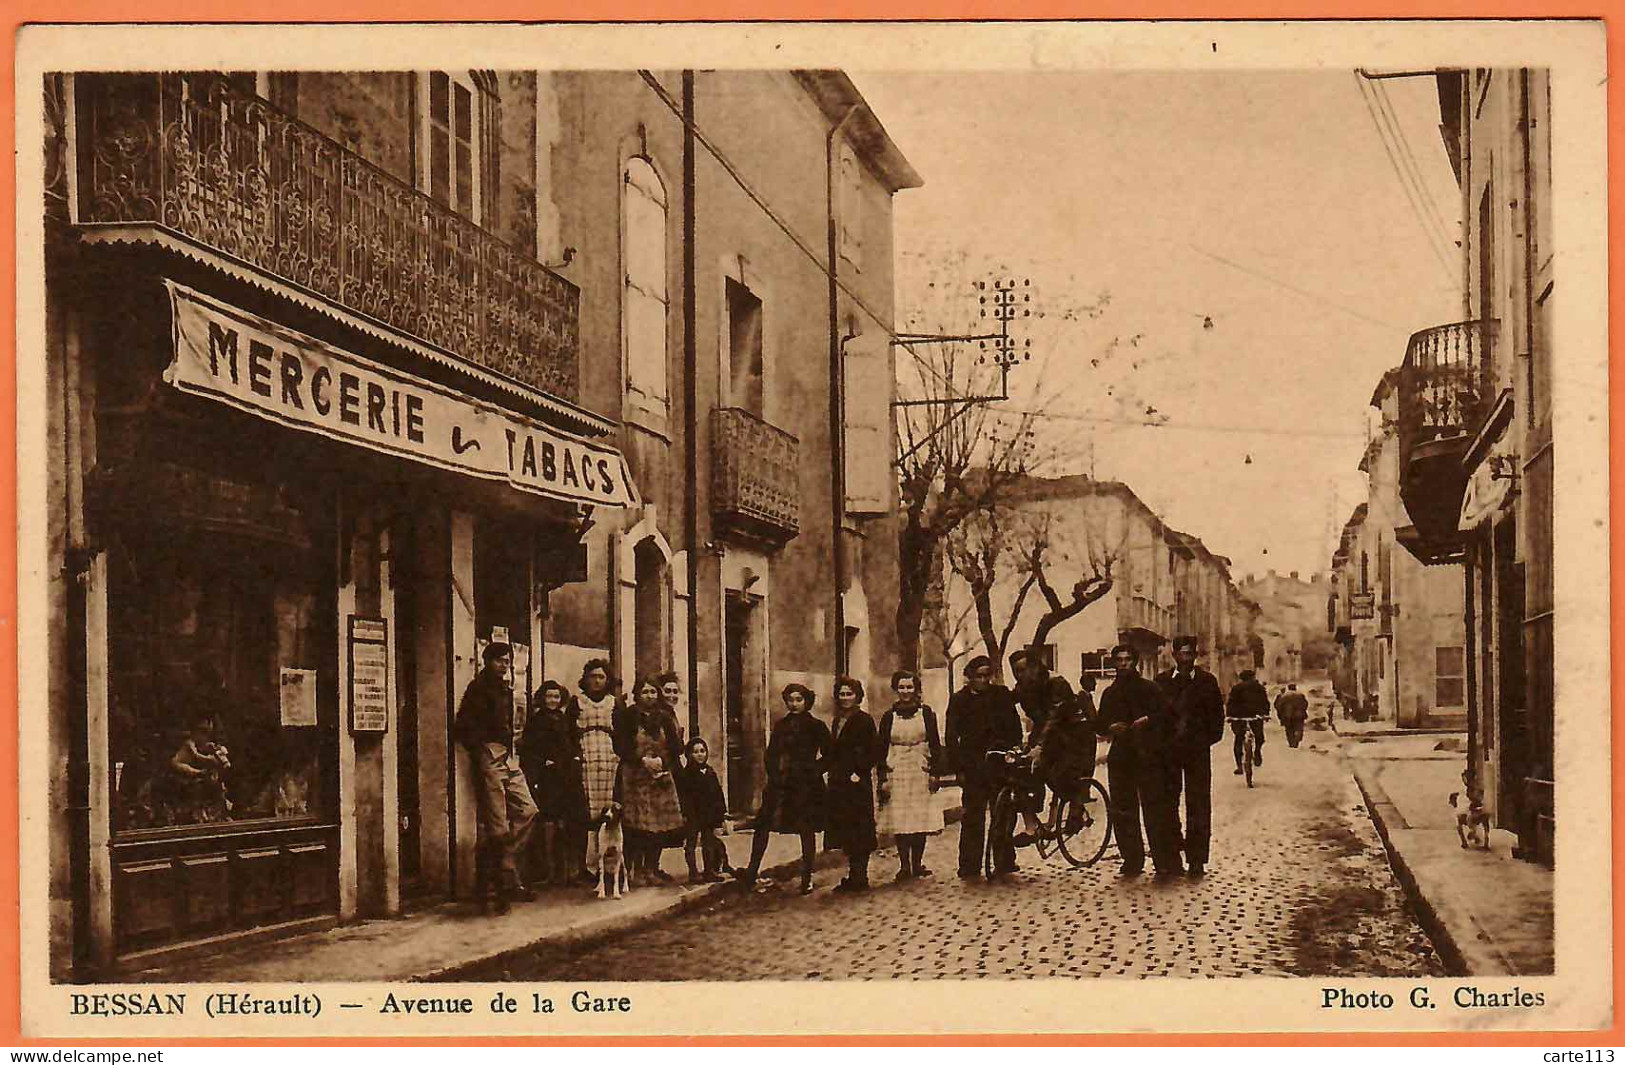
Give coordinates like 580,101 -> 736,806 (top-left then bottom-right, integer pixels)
682,71 -> 700,738
827,103 -> 859,679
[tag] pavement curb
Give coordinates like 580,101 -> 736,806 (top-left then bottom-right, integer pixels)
1349,768 -> 1469,977
425,801 -> 966,982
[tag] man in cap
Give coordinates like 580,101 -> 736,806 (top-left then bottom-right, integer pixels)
1275,683 -> 1310,748
1153,636 -> 1226,877
944,655 -> 1024,877
1094,643 -> 1177,877
455,641 -> 538,913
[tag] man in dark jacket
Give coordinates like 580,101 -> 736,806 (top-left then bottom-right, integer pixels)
1275,684 -> 1310,747
1095,644 -> 1177,877
455,642 -> 538,913
945,656 -> 1024,878
1227,669 -> 1272,772
1153,636 -> 1227,878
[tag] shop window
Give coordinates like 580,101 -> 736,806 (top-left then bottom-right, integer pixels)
623,157 -> 670,405
418,71 -> 481,222
108,482 -> 335,835
1437,645 -> 1466,708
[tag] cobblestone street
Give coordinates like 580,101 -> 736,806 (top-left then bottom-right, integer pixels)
459,732 -> 1444,981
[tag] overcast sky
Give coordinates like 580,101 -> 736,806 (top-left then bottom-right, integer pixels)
855,70 -> 1461,581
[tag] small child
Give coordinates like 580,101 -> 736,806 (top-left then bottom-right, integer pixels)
675,738 -> 731,883
167,710 -> 232,825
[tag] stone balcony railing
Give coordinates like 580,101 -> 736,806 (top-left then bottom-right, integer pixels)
69,72 -> 579,402
712,407 -> 800,547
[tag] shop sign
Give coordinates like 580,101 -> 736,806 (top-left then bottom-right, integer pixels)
1350,593 -> 1376,620
349,616 -> 390,734
165,282 -> 639,509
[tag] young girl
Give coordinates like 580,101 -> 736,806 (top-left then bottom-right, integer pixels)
675,737 -> 730,883
734,684 -> 829,895
877,670 -> 944,880
521,680 -> 587,887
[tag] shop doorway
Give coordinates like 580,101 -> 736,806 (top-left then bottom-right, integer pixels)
633,539 -> 670,684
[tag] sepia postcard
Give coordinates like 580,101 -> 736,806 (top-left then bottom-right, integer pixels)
13,17 -> 1611,1039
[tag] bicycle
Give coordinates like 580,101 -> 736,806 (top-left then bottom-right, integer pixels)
982,749 -> 1112,877
1231,715 -> 1267,788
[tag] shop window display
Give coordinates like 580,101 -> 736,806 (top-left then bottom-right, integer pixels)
108,493 -> 335,834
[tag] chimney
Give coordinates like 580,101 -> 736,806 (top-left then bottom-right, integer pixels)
1267,569 -> 1276,579
1290,570 -> 1299,580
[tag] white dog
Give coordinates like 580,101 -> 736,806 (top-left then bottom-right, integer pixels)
594,802 -> 630,900
1449,771 -> 1492,851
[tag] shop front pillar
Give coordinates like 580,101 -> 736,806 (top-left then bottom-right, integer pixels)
449,511 -> 478,897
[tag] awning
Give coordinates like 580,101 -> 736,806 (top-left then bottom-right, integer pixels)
164,281 -> 640,510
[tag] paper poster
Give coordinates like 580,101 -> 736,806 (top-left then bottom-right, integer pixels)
348,616 -> 390,734
279,667 -> 318,727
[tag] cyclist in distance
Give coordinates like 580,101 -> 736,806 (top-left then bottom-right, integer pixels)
1226,668 -> 1271,775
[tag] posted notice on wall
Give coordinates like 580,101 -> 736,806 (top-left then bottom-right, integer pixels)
349,617 -> 390,734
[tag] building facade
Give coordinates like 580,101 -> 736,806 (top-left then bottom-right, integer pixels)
1238,570 -> 1333,688
42,68 -> 915,976
1393,69 -> 1554,864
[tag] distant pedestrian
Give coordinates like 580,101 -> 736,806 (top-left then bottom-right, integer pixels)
944,656 -> 1023,878
455,642 -> 538,912
734,684 -> 830,895
675,737 -> 730,883
618,674 -> 686,886
1275,684 -> 1310,748
520,679 -> 587,887
1154,636 -> 1226,878
824,676 -> 880,893
877,670 -> 944,881
572,658 -> 628,885
1095,644 -> 1176,878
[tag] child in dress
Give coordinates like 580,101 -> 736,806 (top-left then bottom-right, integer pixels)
675,737 -> 731,883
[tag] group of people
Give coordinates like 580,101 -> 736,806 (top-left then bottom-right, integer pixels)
456,633 -> 1312,912
455,646 -> 732,913
454,643 -> 954,911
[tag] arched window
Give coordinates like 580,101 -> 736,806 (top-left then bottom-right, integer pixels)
623,157 -> 669,404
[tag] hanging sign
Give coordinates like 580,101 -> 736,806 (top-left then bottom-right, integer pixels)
348,616 -> 390,734
165,282 -> 639,509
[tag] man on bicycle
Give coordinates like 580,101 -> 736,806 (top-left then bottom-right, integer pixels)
1009,649 -> 1098,845
1226,669 -> 1271,774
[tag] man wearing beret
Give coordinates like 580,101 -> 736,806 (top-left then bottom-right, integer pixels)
945,655 -> 1025,878
1153,636 -> 1227,877
455,641 -> 538,913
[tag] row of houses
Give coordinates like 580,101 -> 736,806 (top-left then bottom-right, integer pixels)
42,68 -> 919,975
931,475 -> 1263,698
1330,67 -> 1554,866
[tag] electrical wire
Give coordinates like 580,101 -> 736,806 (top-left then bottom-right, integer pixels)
1001,406 -> 1367,440
1372,78 -> 1458,258
1354,73 -> 1457,283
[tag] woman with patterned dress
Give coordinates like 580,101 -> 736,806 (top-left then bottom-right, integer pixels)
877,669 -> 945,881
617,675 -> 686,886
733,684 -> 830,896
572,658 -> 627,883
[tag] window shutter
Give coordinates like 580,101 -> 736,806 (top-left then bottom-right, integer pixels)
622,159 -> 669,402
842,335 -> 892,514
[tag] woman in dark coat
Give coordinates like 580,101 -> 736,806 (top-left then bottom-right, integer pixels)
520,679 -> 588,886
824,675 -> 879,893
733,683 -> 830,895
616,675 -> 686,885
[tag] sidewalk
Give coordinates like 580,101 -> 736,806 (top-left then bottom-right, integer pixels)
125,790 -> 964,983
1344,734 -> 1554,976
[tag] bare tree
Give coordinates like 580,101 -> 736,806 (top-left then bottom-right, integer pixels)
945,501 -> 1043,680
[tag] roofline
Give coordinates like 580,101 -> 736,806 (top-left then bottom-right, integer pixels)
793,71 -> 925,192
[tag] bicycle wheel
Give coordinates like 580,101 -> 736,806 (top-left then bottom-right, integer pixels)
1244,731 -> 1255,788
985,786 -> 1018,880
1055,777 -> 1112,868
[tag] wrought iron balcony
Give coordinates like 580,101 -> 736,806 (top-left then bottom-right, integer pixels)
1396,320 -> 1495,564
70,72 -> 579,402
712,407 -> 800,547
